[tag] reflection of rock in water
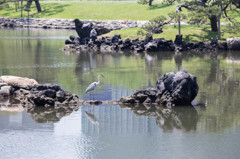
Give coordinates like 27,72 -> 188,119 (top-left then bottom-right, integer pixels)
226,52 -> 240,64
157,106 -> 198,132
0,97 -> 24,112
26,105 -> 79,123
122,104 -> 198,132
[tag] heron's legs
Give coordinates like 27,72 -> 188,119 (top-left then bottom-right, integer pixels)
89,92 -> 95,100
89,93 -> 92,100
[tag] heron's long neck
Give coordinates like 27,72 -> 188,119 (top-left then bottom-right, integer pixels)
97,76 -> 101,85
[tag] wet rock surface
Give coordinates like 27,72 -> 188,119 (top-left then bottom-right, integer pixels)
120,70 -> 199,107
0,76 -> 79,109
226,37 -> 240,50
64,32 -> 230,53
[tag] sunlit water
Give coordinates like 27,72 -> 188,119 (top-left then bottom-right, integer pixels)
0,28 -> 240,159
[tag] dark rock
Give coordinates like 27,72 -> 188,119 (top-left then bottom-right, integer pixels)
145,41 -> 158,52
174,34 -> 183,45
1,23 -> 8,27
31,84 -> 61,92
8,23 -> 14,27
94,26 -> 110,35
70,35 -> 77,41
65,39 -> 73,45
120,70 -> 198,107
90,29 -> 97,41
218,42 -> 228,50
73,19 -> 85,38
118,39 -> 123,45
119,38 -> 132,50
56,90 -> 66,103
227,38 -> 240,50
72,37 -> 80,45
157,39 -> 175,51
84,100 -> 102,105
143,36 -> 153,45
156,70 -> 198,106
111,34 -> 121,43
43,89 -> 56,98
132,38 -> 139,45
211,38 -> 218,47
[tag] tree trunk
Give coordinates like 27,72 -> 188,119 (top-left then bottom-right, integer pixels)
218,14 -> 221,39
26,0 -> 32,10
34,0 -> 41,12
178,18 -> 181,35
149,0 -> 152,6
21,0 -> 23,17
209,15 -> 218,32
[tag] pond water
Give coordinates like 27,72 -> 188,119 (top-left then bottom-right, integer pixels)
0,28 -> 240,159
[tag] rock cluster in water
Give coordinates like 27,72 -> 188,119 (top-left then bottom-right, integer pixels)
64,28 -> 229,53
0,76 -> 79,109
120,70 -> 199,107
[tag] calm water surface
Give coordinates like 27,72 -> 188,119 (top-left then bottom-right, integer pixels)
0,28 -> 240,159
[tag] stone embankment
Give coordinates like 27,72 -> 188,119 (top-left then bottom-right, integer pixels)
0,17 -> 147,30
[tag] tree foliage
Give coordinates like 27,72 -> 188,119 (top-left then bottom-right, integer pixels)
138,15 -> 174,36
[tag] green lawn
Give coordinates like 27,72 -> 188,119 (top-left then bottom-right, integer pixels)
104,25 -> 238,42
0,1 -> 176,20
1,1 -> 239,42
0,1 -> 239,22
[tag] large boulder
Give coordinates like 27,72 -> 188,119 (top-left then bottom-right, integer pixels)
120,70 -> 198,107
156,70 -> 198,106
73,19 -> 93,42
0,86 -> 13,97
226,37 -> 240,50
174,34 -> 183,45
94,26 -> 110,35
0,76 -> 38,89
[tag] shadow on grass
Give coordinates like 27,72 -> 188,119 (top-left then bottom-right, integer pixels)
183,26 -> 219,42
0,3 -> 70,18
0,3 -> 16,17
30,3 -> 70,18
148,4 -> 170,10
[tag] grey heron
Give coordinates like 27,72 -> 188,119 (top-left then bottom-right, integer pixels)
85,74 -> 104,98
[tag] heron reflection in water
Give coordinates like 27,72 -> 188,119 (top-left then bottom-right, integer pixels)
85,111 -> 100,126
85,74 -> 104,99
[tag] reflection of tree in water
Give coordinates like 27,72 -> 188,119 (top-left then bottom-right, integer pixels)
197,52 -> 240,132
174,53 -> 182,71
123,104 -> 198,132
26,105 -> 79,123
144,52 -> 174,87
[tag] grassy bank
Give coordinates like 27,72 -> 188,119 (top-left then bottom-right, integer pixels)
0,1 -> 239,22
104,25 -> 237,42
0,1 -> 176,20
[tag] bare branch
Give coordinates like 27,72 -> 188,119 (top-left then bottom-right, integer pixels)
163,16 -> 174,25
176,4 -> 194,12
